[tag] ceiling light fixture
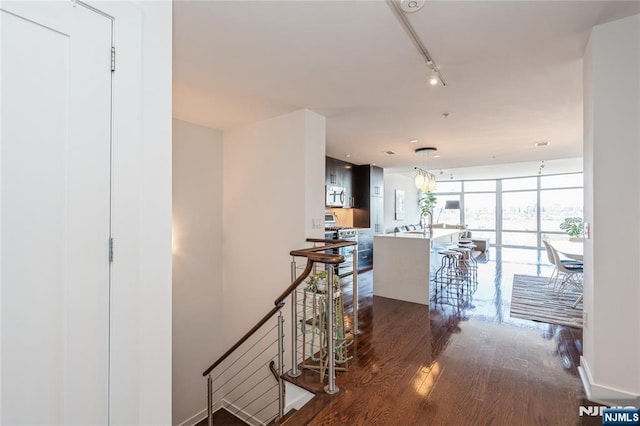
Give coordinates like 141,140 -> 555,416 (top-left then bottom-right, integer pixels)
387,1 -> 446,87
409,139 -> 419,144
429,68 -> 439,86
535,141 -> 550,147
414,147 -> 437,193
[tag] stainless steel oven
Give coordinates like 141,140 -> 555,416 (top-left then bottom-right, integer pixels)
336,228 -> 358,277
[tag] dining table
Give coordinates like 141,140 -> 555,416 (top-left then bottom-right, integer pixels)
548,240 -> 583,261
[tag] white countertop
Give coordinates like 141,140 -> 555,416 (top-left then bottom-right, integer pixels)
372,228 -> 462,305
375,228 -> 462,241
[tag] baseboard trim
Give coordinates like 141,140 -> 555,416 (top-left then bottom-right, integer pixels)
579,357 -> 640,406
221,399 -> 265,426
177,401 -> 222,426
177,408 -> 207,426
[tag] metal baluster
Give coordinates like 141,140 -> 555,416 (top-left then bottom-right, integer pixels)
352,246 -> 359,334
277,311 -> 285,419
207,374 -> 213,426
289,257 -> 301,377
324,267 -> 339,394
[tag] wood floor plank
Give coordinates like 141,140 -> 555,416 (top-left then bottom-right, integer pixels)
281,248 -> 593,425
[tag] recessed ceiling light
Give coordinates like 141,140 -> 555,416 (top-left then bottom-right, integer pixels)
409,139 -> 419,144
345,154 -> 351,158
535,141 -> 550,147
383,150 -> 397,155
433,155 -> 441,158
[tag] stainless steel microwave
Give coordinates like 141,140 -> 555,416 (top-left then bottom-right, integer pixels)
326,185 -> 345,207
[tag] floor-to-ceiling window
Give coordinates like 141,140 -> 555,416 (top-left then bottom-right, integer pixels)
539,174 -> 584,243
433,181 -> 462,225
462,180 -> 496,243
434,172 -> 583,249
502,177 -> 538,248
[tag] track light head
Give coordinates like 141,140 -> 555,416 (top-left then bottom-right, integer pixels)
429,69 -> 439,86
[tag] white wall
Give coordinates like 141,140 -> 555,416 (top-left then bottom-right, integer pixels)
581,13 -> 640,405
72,2 -> 173,425
304,112 -> 327,239
384,172 -> 421,232
222,109 -> 325,356
172,119 -> 224,425
137,3 -> 173,423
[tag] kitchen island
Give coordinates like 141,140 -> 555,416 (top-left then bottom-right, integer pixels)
373,228 -> 462,305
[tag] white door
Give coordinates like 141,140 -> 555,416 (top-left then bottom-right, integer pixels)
1,2 -> 112,424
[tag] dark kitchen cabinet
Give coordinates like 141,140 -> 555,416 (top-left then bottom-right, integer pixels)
326,156 -> 354,208
326,156 -> 339,186
353,165 -> 384,234
371,166 -> 384,198
371,197 -> 384,234
357,228 -> 373,271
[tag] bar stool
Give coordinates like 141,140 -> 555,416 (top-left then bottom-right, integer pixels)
450,246 -> 476,289
433,249 -> 465,300
456,242 -> 478,285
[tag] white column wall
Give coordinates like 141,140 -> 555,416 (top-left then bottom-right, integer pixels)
384,173 -> 421,232
581,13 -> 640,404
222,109 -> 325,353
172,119 -> 224,425
304,112 -> 327,240
136,3 -> 173,424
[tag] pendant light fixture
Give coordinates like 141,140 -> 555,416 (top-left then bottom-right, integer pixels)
414,147 -> 437,193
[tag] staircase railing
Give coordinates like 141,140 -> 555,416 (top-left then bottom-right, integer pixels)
286,239 -> 359,388
203,304 -> 284,425
202,239 -> 356,425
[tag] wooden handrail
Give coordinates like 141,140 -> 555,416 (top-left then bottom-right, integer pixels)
306,238 -> 342,244
289,239 -> 356,258
202,301 -> 285,377
203,239 -> 355,377
304,238 -> 358,247
268,360 -> 278,382
277,239 -> 355,310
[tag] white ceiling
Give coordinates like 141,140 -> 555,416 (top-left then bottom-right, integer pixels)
173,1 -> 640,173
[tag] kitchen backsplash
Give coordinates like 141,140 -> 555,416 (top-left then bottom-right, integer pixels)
329,208 -> 354,227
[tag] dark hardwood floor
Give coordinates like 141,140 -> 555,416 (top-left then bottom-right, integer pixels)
283,248 -> 600,425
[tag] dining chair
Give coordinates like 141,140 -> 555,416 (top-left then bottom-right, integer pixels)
542,240 -> 582,290
548,243 -> 584,296
542,240 -> 560,287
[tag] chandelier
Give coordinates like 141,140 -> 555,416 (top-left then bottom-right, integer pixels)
414,147 -> 437,193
